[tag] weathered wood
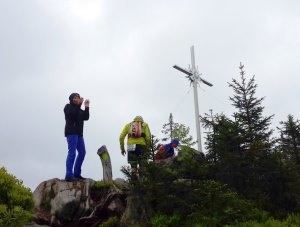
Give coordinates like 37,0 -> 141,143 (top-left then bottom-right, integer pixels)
97,145 -> 113,182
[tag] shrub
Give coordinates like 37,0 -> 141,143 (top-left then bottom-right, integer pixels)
0,167 -> 34,226
225,213 -> 300,227
150,214 -> 181,227
99,216 -> 119,227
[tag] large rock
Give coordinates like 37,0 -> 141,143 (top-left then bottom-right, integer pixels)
33,178 -> 126,227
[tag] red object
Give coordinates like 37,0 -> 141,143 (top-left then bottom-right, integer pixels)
154,145 -> 167,160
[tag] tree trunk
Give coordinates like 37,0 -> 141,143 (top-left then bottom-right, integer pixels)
97,145 -> 113,182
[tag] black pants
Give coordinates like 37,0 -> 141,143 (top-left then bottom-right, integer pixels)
128,144 -> 147,169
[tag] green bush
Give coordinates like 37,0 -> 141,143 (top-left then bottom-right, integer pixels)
186,180 -> 269,226
0,204 -> 33,227
0,167 -> 34,227
125,157 -> 272,226
285,214 -> 300,226
99,216 -> 119,227
225,213 -> 300,227
150,214 -> 181,227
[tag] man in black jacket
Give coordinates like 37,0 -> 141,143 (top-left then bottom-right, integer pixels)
64,93 -> 90,181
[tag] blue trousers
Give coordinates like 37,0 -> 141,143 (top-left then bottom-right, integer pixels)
66,135 -> 86,178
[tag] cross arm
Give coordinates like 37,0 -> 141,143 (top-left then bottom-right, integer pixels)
173,65 -> 193,76
200,78 -> 213,87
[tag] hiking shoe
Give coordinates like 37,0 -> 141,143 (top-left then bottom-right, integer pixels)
74,175 -> 86,180
65,176 -> 76,182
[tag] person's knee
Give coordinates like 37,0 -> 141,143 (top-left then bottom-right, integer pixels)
77,148 -> 86,156
67,151 -> 76,161
77,145 -> 86,156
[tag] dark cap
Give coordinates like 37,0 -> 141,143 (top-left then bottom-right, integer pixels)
171,138 -> 180,145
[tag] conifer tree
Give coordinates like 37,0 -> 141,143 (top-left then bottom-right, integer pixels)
228,62 -> 274,150
277,115 -> 300,164
225,63 -> 277,205
150,134 -> 161,161
161,113 -> 178,142
161,114 -> 196,147
202,111 -> 246,192
202,63 -> 278,209
202,111 -> 242,163
266,115 -> 300,216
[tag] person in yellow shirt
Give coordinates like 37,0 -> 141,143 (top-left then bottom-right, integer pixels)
119,116 -> 151,175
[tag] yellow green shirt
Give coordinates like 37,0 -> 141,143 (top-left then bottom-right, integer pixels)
119,120 -> 151,151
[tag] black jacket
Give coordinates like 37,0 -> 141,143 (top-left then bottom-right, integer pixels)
64,103 -> 89,137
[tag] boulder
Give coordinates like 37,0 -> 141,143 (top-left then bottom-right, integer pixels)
33,178 -> 126,227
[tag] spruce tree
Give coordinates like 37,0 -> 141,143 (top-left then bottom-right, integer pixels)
226,63 -> 276,205
161,113 -> 178,142
161,114 -> 196,147
271,115 -> 300,216
201,64 -> 300,217
202,111 -> 242,163
202,63 -> 275,207
228,63 -> 274,150
150,134 -> 161,161
202,111 -> 245,192
277,115 -> 300,164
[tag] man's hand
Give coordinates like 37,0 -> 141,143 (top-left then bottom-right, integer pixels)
84,99 -> 90,107
78,97 -> 84,106
121,149 -> 126,156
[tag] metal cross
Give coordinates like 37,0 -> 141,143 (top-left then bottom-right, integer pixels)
173,46 -> 213,153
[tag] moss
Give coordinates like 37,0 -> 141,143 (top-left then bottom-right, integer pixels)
91,181 -> 113,190
112,181 -> 125,190
90,181 -> 114,202
91,181 -> 113,195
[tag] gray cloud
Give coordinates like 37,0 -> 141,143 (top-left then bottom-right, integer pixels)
1,0 -> 300,190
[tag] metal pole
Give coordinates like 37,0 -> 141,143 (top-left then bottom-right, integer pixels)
190,46 -> 202,152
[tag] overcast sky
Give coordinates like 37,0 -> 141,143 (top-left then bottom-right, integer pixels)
1,0 -> 300,191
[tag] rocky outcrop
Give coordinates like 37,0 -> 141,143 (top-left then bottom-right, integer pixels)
33,178 -> 126,227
